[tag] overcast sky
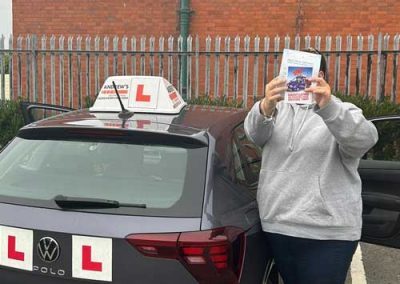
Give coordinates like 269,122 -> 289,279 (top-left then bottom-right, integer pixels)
0,0 -> 12,48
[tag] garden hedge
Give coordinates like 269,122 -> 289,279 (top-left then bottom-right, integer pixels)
0,93 -> 399,149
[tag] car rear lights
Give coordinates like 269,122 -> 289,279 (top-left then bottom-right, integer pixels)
126,227 -> 246,284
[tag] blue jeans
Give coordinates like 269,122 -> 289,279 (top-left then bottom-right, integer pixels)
265,232 -> 358,284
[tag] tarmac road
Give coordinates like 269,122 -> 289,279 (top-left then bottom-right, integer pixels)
346,242 -> 400,284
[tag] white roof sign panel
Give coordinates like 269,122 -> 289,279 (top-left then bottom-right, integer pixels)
90,76 -> 186,114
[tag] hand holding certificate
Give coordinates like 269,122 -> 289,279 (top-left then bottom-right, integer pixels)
304,76 -> 332,108
279,49 -> 321,105
259,76 -> 286,117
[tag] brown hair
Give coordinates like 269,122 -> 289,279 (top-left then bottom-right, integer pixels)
303,47 -> 327,80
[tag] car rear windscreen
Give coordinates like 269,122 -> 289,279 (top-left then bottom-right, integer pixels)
0,137 -> 208,217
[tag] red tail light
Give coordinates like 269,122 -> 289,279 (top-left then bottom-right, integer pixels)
126,227 -> 246,284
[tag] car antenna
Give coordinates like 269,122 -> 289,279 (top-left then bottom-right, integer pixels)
112,81 -> 134,120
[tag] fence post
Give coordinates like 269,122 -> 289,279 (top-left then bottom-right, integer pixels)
223,36 -> 230,99
76,36 -> 82,108
26,35 -> 31,101
205,36 -> 211,97
0,35 -> 5,100
32,35 -> 39,102
295,34 -> 301,50
195,35 -> 199,98
8,35 -> 13,100
158,36 -> 164,77
67,36 -> 73,107
315,35 -> 321,51
253,36 -> 260,103
334,35 -> 342,93
131,36 -> 136,76
140,36 -> 146,76
304,34 -> 311,49
214,36 -> 221,98
325,35 -> 332,83
187,35 -> 192,100
94,36 -> 100,96
391,34 -> 399,103
366,35 -> 374,98
59,35 -> 65,105
243,35 -> 250,108
50,35 -> 55,104
17,36 -> 22,98
104,36 -> 109,80
168,35 -> 174,84
233,36 -> 240,100
177,35 -> 183,94
122,36 -> 128,76
345,35 -> 352,96
355,35 -> 363,95
273,35 -> 280,77
376,33 -> 383,102
85,36 -> 91,103
284,34 -> 290,49
379,34 -> 390,101
263,36 -> 270,88
149,36 -> 155,76
113,36 -> 119,76
40,35 -> 47,103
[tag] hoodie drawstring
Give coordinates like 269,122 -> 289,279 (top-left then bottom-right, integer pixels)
289,105 -> 310,152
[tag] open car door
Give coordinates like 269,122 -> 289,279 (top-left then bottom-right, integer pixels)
359,116 -> 400,248
20,102 -> 75,125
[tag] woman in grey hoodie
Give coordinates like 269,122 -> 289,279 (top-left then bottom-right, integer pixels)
244,50 -> 378,284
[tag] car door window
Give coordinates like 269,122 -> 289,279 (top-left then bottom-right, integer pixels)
232,123 -> 262,188
360,118 -> 400,247
20,102 -> 74,124
364,118 -> 400,162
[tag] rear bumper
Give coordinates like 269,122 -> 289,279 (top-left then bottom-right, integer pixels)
0,268 -> 77,284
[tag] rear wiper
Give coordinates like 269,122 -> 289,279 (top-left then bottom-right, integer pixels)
53,195 -> 146,209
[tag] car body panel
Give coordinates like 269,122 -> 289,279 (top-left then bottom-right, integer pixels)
0,203 -> 202,238
2,101 -> 399,284
359,116 -> 400,248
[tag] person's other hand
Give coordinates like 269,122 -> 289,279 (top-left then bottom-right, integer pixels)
305,77 -> 331,109
260,76 -> 286,116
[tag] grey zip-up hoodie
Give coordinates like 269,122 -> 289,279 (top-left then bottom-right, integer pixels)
244,96 -> 378,240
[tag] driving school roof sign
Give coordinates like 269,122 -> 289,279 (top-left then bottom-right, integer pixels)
90,76 -> 186,114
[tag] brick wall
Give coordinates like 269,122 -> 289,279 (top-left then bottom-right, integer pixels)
13,0 -> 400,38
11,0 -> 400,105
13,0 -> 179,37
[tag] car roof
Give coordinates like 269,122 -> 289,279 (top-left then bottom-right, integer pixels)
22,104 -> 248,141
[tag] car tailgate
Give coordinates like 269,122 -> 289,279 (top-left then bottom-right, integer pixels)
0,204 -> 200,284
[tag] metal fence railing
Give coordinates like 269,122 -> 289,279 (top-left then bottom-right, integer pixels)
0,33 -> 399,108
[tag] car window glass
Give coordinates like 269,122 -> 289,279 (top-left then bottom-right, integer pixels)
28,107 -> 68,122
232,141 -> 246,183
0,137 -> 208,217
365,119 -> 400,162
232,124 -> 262,186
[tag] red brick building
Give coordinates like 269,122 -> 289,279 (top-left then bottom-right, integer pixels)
13,0 -> 400,38
10,0 -> 400,106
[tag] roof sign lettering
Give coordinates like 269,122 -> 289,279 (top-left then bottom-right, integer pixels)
91,76 -> 186,114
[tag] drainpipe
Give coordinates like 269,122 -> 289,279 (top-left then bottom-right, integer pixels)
179,0 -> 191,100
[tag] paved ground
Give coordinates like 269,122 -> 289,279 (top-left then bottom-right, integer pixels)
346,243 -> 400,284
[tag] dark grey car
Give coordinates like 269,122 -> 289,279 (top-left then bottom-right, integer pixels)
0,100 -> 399,283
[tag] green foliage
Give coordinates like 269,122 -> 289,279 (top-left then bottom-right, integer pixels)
187,93 -> 400,118
1,55 -> 10,74
0,99 -> 24,149
0,92 -> 399,150
187,96 -> 243,108
85,95 -> 96,108
335,93 -> 400,118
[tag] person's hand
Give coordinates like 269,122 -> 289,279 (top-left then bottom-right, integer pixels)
305,77 -> 331,109
260,76 -> 286,116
